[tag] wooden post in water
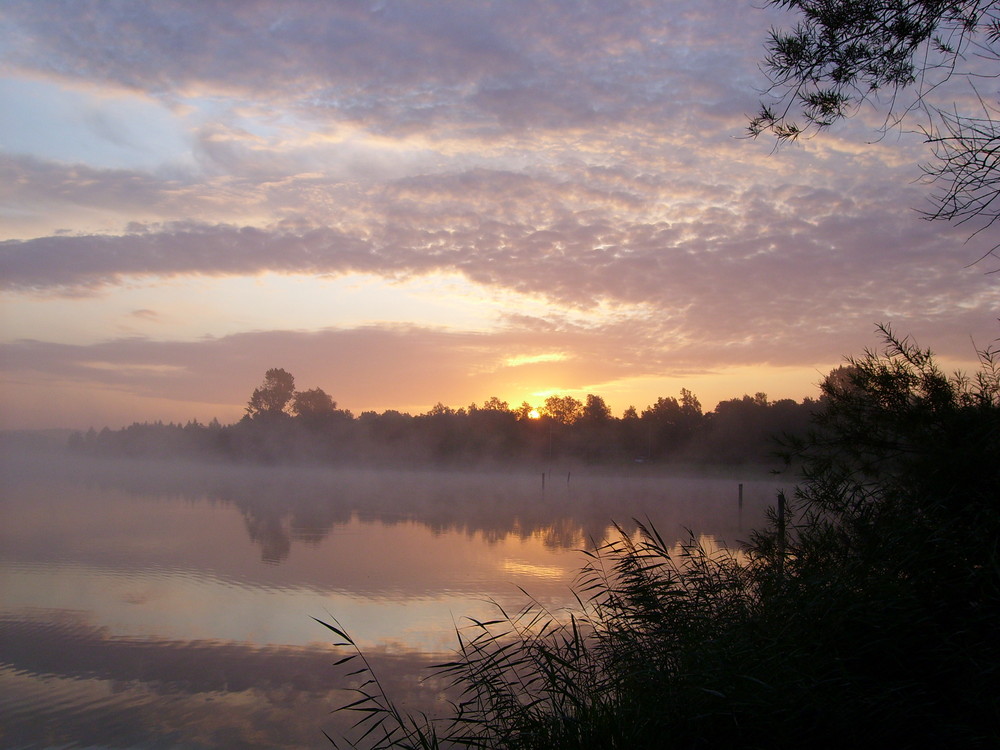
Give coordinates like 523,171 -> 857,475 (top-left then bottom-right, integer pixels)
567,471 -> 571,485
542,472 -> 546,491
738,482 -> 744,531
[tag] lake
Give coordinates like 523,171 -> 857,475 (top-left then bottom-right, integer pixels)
0,449 -> 782,749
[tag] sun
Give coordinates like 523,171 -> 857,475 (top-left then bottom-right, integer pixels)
528,409 -> 541,419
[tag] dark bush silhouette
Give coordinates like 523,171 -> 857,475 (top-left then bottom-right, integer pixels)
320,326 -> 1000,748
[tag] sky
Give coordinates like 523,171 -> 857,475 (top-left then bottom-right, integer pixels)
1,0 -> 998,430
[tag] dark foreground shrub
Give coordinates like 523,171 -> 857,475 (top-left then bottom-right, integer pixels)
321,325 -> 1000,749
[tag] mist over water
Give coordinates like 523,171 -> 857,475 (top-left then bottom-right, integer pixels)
1,446 -> 783,748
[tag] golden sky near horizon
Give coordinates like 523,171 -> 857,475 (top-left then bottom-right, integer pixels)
1,0 -> 997,429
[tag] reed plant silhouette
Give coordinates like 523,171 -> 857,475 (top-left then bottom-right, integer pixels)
320,325 -> 1000,749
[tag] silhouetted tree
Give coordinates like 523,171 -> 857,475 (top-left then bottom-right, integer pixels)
416,403 -> 468,463
679,387 -> 702,419
424,402 -> 457,416
582,394 -> 612,422
245,368 -> 296,419
542,395 -> 584,424
614,405 -> 646,460
567,394 -> 614,461
467,398 -> 520,461
820,365 -> 859,399
479,396 -> 510,412
695,392 -> 775,463
356,410 -> 415,464
641,394 -> 703,459
291,387 -> 336,419
752,324 -> 1000,741
515,402 -> 536,421
642,395 -> 682,421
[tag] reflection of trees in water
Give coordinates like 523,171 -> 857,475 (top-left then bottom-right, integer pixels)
536,517 -> 589,551
227,474 -> 607,563
23,453 -> 781,563
242,513 -> 293,564
224,469 -> 780,562
217,481 -> 354,563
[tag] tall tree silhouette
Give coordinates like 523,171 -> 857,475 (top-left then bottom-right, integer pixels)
291,387 -> 336,420
245,368 -> 296,419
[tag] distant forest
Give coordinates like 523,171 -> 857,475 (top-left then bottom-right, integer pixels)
68,367 -> 822,466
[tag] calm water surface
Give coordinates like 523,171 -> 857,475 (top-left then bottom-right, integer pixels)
0,450 -> 781,749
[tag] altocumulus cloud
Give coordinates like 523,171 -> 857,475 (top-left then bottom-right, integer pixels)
0,0 -> 760,136
2,170 -> 996,345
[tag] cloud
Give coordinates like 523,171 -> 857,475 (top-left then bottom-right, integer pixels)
0,610 -> 438,749
0,1 -> 777,140
2,0 -> 998,431
2,164 -> 996,332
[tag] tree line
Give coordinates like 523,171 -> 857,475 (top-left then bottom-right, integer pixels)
68,366 -> 820,467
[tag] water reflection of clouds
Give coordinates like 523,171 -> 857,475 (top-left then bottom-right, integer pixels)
0,610 -> 448,749
3,562 -> 535,651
